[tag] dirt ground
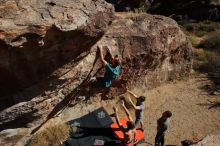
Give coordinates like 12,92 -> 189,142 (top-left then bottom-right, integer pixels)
141,74 -> 220,145
132,75 -> 220,145
60,73 -> 220,146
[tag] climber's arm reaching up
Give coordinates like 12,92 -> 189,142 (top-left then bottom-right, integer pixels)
121,100 -> 133,122
127,90 -> 138,98
106,46 -> 114,61
113,106 -> 126,132
127,90 -> 139,110
98,45 -> 108,65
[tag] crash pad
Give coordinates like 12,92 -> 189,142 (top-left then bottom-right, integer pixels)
110,117 -> 144,142
64,107 -> 120,146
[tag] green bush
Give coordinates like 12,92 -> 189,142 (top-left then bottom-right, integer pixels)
194,31 -> 206,37
194,49 -> 220,73
134,1 -> 151,13
198,32 -> 220,51
188,34 -> 200,47
179,20 -> 220,37
185,24 -> 195,32
203,50 -> 220,72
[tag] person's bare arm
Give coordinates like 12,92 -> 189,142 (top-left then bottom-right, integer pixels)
128,97 -> 137,110
127,90 -> 138,98
121,100 -> 133,122
98,46 -> 108,65
113,106 -> 125,132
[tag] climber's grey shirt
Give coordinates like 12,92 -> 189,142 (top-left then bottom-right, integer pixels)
135,101 -> 145,120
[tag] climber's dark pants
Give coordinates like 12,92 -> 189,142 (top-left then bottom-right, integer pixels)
155,132 -> 165,146
90,77 -> 105,88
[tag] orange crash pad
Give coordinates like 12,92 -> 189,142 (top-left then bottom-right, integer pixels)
110,117 -> 144,142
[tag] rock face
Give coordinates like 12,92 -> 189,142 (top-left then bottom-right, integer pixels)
193,134 -> 220,146
0,0 -> 114,97
0,0 -> 192,141
95,13 -> 192,90
0,128 -> 29,146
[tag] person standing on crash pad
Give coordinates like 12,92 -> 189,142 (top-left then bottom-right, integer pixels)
90,45 -> 121,88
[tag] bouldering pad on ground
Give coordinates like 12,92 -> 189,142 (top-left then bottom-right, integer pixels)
110,117 -> 145,143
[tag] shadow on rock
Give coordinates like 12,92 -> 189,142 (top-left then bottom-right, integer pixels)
0,24 -> 104,111
0,109 -> 40,131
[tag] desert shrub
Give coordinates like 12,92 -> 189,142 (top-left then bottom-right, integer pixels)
188,34 -> 200,47
194,49 -> 220,73
134,1 -> 151,13
198,32 -> 220,51
194,31 -> 206,37
27,123 -> 70,146
179,20 -> 220,37
185,24 -> 195,32
202,50 -> 220,72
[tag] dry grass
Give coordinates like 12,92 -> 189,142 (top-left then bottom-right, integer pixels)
134,2 -> 151,13
198,32 -> 220,51
179,20 -> 220,37
187,33 -> 201,47
194,49 -> 220,73
27,123 -> 70,146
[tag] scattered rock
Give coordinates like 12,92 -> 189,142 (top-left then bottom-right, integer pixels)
0,128 -> 29,146
192,134 -> 220,146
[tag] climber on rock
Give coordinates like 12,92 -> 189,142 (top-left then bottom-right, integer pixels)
127,89 -> 146,130
90,45 -> 121,88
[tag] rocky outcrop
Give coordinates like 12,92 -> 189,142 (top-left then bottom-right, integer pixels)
95,13 -> 192,91
193,134 -> 220,146
0,11 -> 193,135
0,0 -> 114,97
0,128 -> 29,146
0,1 -> 193,142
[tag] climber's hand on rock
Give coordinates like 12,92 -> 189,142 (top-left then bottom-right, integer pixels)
113,106 -> 118,113
121,100 -> 125,107
128,97 -> 132,102
97,45 -> 102,52
106,46 -> 112,53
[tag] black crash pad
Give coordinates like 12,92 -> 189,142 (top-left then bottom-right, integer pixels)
63,107 -> 121,146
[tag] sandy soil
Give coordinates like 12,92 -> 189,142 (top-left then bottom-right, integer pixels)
60,74 -> 220,146
142,74 -> 220,145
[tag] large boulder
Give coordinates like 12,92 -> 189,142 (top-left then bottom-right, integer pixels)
95,13 -> 193,91
0,1 -> 193,142
0,0 -> 114,97
0,12 -> 193,135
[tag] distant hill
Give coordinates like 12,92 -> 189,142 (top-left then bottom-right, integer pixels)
107,0 -> 220,21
